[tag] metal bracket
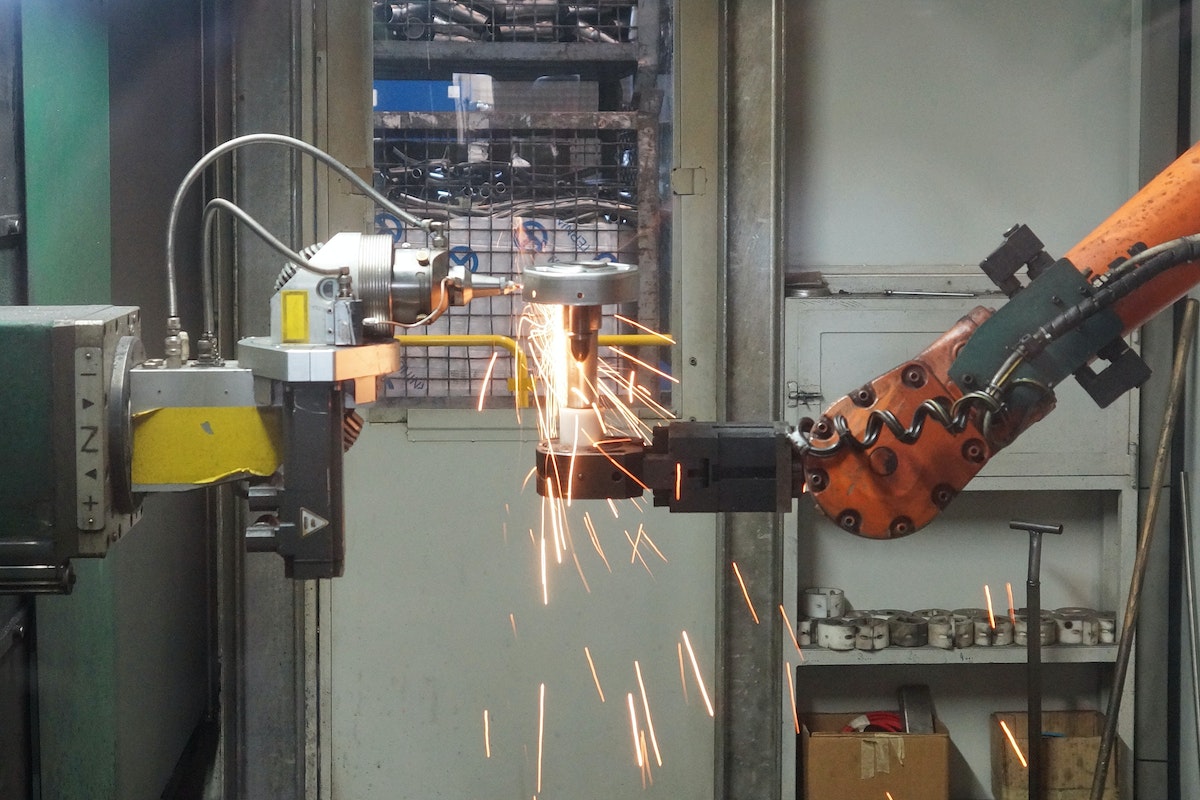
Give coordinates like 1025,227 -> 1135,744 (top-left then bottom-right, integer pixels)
978,223 -> 1055,297
1073,337 -> 1152,409
0,214 -> 21,238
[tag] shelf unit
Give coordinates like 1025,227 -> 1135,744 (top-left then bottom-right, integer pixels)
784,291 -> 1139,799
371,0 -> 668,403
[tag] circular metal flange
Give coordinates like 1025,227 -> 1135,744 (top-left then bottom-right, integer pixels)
535,439 -> 645,500
521,260 -> 639,306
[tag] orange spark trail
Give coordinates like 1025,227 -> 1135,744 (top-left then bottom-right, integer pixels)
521,466 -> 538,492
613,313 -> 676,343
606,346 -> 680,384
627,369 -> 636,403
639,525 -> 668,564
785,661 -> 799,734
635,660 -> 663,766
629,526 -> 644,564
682,630 -> 714,717
606,498 -> 620,518
675,462 -> 682,501
985,584 -> 996,628
1006,582 -> 1017,626
640,731 -> 652,787
537,683 -> 546,792
566,417 -> 578,506
999,719 -> 1027,767
510,613 -> 518,639
483,709 -> 492,758
584,647 -> 605,702
477,351 -> 499,412
624,530 -> 654,576
732,562 -> 760,624
779,604 -> 804,657
677,643 -> 689,704
583,513 -> 612,572
626,693 -> 644,767
886,793 -> 895,800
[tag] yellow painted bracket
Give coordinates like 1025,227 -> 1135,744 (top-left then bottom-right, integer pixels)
131,406 -> 282,488
394,333 -> 672,409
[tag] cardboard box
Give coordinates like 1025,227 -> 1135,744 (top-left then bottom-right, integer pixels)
801,713 -> 950,800
990,710 -> 1117,800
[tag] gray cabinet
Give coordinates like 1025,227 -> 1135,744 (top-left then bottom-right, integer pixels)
785,293 -> 1138,799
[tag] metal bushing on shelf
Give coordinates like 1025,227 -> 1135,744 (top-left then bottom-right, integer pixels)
797,617 -> 813,647
951,614 -> 974,648
973,615 -> 1015,646
1054,607 -> 1101,645
1015,610 -> 1057,646
888,614 -> 928,647
801,586 -> 846,619
521,260 -> 639,306
854,616 -> 890,651
927,615 -> 955,649
1098,612 -> 1117,644
815,617 -> 861,651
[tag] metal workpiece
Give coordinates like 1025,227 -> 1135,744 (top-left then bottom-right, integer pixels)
521,260 -> 639,306
130,360 -> 259,412
237,337 -> 401,385
536,436 -> 645,500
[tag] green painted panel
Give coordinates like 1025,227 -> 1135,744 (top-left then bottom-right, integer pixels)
21,0 -> 111,304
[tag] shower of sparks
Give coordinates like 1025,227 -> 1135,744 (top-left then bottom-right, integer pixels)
785,661 -> 799,734
675,462 -> 682,501
614,313 -> 676,343
510,613 -> 518,639
677,643 -> 689,704
681,630 -> 715,717
779,604 -> 804,658
606,498 -> 620,518
582,513 -> 612,572
732,562 -> 760,624
999,719 -> 1028,768
625,529 -> 654,576
1006,582 -> 1017,626
536,683 -> 546,793
627,693 -> 644,767
483,709 -> 492,758
477,351 -> 500,412
886,793 -> 896,800
639,525 -> 668,564
634,660 -> 663,766
606,346 -> 680,384
627,370 -> 636,403
521,466 -> 537,492
584,647 -> 605,702
640,731 -> 653,787
629,526 -> 644,563
562,525 -> 590,592
984,584 -> 996,628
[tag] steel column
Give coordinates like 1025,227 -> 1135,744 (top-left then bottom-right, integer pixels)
719,2 -> 786,799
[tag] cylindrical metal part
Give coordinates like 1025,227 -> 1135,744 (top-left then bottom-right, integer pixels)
973,616 -> 1015,646
815,617 -> 860,651
797,617 -> 812,647
801,587 -> 846,619
563,304 -> 601,408
854,616 -> 890,651
1015,611 -> 1058,647
888,614 -> 928,647
1054,607 -> 1100,645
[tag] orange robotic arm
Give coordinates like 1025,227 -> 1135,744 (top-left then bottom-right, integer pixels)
799,141 -> 1200,538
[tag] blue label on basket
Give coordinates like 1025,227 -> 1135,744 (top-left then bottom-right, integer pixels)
375,213 -> 404,243
519,219 -> 548,252
449,245 -> 479,273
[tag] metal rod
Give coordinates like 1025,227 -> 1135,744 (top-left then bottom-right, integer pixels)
1011,519 -> 1064,800
1091,298 -> 1199,799
1181,471 -> 1200,780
